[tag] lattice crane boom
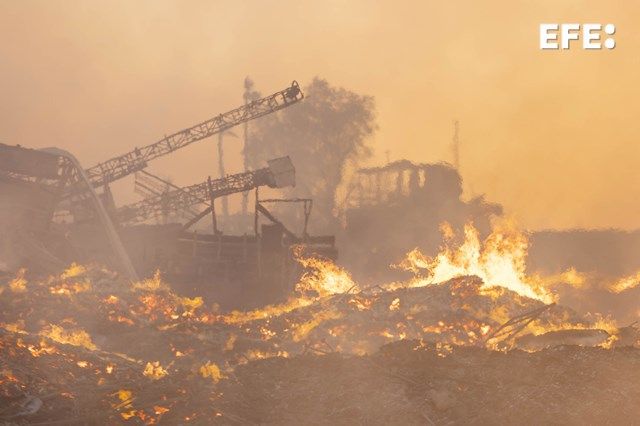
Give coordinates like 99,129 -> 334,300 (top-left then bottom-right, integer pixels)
117,156 -> 295,225
73,81 -> 302,193
134,170 -> 201,219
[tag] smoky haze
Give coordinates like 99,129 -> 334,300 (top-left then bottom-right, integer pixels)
1,1 -> 640,230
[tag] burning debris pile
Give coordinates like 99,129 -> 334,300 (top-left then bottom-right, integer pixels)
2,222 -> 640,424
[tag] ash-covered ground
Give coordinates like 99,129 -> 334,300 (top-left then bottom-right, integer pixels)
1,254 -> 639,424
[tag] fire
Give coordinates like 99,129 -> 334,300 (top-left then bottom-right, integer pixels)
105,295 -> 119,304
222,297 -> 316,324
292,309 -> 343,342
40,324 -> 97,351
0,369 -> 19,384
61,263 -> 87,279
396,222 -> 555,303
294,246 -> 357,297
49,280 -> 91,295
539,267 -> 586,288
179,296 -> 204,315
1,320 -> 25,334
143,361 -> 168,380
134,270 -> 167,291
528,313 -> 619,337
2,246 -> 635,423
223,250 -> 356,324
9,268 -> 27,293
114,389 -> 136,419
224,334 -> 237,351
199,362 -> 224,383
348,295 -> 375,311
241,349 -> 290,362
26,339 -> 58,357
608,271 -> 640,293
154,406 -> 170,415
389,298 -> 401,311
117,389 -> 133,402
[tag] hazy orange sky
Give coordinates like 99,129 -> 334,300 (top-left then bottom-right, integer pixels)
1,1 -> 639,230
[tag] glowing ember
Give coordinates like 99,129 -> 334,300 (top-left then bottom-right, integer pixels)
143,361 -> 168,380
105,295 -> 119,304
241,349 -> 290,362
116,389 -> 133,403
154,405 -> 170,415
292,309 -> 343,342
60,263 -> 87,279
389,298 -> 401,311
199,362 -> 223,383
49,280 -> 91,295
1,321 -> 25,334
8,268 -> 27,293
179,296 -> 204,314
133,270 -> 166,291
40,324 -> 97,350
608,271 -> 640,293
224,334 -> 237,351
26,339 -> 58,357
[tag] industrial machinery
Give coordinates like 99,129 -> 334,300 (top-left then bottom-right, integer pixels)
0,144 -> 137,278
117,156 -> 295,226
133,170 -> 202,222
113,157 -> 336,308
0,144 -> 72,272
63,81 -> 303,204
0,80 -> 337,308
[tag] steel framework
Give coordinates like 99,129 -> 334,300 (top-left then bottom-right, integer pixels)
117,157 -> 294,225
65,81 -> 302,195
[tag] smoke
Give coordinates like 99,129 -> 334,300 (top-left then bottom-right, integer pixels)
2,1 -> 640,229
341,163 -> 502,283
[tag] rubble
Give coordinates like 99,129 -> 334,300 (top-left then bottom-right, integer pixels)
1,253 -> 638,424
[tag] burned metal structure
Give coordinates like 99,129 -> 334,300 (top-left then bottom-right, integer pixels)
0,81 -> 336,307
341,160 -> 501,282
69,82 -> 302,192
0,144 -> 71,272
347,160 -> 462,208
62,81 -> 303,219
0,144 -> 138,279
116,156 -> 335,307
117,157 -> 295,226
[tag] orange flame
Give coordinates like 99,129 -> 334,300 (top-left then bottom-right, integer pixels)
608,271 -> 640,293
396,222 -> 555,302
294,246 -> 357,297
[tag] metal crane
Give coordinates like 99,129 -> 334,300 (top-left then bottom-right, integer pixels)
134,170 -> 202,221
66,81 -> 302,196
116,156 -> 295,226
